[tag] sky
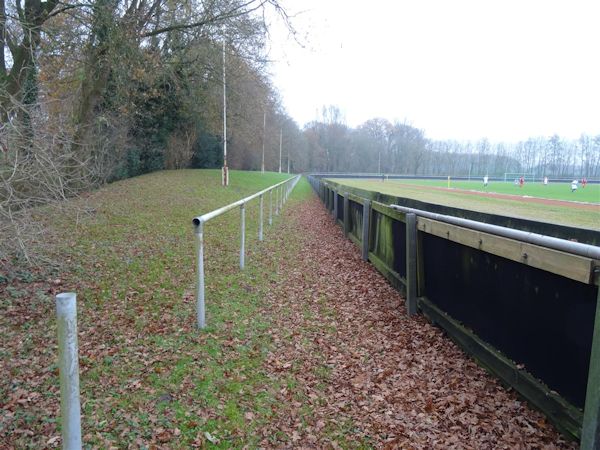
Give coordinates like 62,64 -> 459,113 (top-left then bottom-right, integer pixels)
267,0 -> 600,142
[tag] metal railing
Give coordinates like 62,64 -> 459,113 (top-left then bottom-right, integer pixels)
192,175 -> 301,329
389,204 -> 600,260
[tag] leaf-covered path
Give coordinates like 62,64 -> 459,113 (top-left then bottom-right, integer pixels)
0,173 -> 578,448
257,194 -> 575,448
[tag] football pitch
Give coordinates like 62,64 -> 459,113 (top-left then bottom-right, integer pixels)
332,178 -> 600,230
382,178 -> 600,203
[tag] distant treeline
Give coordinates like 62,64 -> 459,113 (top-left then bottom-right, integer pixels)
302,109 -> 600,178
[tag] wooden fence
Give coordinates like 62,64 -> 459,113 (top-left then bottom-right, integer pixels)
308,175 -> 600,447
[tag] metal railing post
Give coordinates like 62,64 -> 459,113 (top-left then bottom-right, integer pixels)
259,194 -> 264,241
280,185 -> 283,210
406,212 -> 417,316
582,287 -> 600,449
240,203 -> 246,269
269,190 -> 273,225
362,199 -> 371,261
192,176 -> 300,329
55,292 -> 82,450
195,221 -> 205,328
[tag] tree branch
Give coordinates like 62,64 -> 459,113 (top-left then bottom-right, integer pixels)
0,0 -> 5,75
141,0 -> 266,38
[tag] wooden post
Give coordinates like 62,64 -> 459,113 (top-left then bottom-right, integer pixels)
333,190 -> 338,220
416,228 -> 426,298
405,213 -> 417,316
343,193 -> 349,236
582,286 -> 600,449
362,199 -> 371,261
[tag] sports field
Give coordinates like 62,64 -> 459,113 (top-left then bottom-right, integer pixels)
383,178 -> 600,203
332,178 -> 600,229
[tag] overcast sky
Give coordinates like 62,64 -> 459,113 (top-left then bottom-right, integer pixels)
267,0 -> 600,142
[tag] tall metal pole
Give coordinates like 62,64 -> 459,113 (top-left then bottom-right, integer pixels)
278,128 -> 282,173
261,111 -> 266,174
287,147 -> 290,174
56,293 -> 82,450
222,40 -> 229,186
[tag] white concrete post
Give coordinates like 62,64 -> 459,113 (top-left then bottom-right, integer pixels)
56,293 -> 82,450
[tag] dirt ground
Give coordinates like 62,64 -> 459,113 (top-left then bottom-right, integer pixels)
255,195 -> 576,448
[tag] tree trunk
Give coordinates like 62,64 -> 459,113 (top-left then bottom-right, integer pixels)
72,0 -> 117,152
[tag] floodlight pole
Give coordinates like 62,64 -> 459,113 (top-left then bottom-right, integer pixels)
278,128 -> 282,174
222,40 -> 229,186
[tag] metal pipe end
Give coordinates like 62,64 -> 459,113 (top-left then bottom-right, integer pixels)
192,217 -> 201,227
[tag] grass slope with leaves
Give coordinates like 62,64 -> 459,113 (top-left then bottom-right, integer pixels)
1,170 -> 575,448
2,169 -> 295,448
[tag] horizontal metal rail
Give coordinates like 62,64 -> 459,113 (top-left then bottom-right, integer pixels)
192,175 -> 301,329
193,176 -> 298,226
389,204 -> 600,260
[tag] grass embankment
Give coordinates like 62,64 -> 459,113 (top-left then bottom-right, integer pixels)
334,178 -> 600,229
1,169 -> 313,448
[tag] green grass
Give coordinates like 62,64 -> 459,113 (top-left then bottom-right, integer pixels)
333,178 -> 600,229
380,178 -> 600,203
0,169 -> 331,448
